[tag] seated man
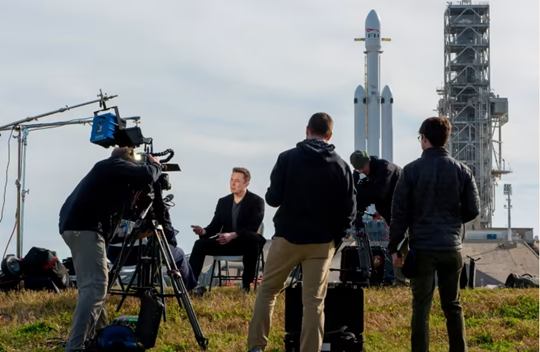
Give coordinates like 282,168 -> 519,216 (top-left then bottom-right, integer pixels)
189,167 -> 265,292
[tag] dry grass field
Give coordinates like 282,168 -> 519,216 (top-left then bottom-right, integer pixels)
0,286 -> 537,352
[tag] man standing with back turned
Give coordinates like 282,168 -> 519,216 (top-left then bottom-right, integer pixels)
247,112 -> 357,352
389,117 -> 480,352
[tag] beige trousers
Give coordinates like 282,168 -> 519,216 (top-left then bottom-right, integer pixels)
248,237 -> 335,352
61,231 -> 109,352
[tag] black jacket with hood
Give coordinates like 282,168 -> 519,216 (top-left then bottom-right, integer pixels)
266,139 -> 357,245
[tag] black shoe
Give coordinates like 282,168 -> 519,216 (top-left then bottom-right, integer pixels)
242,286 -> 251,293
190,285 -> 207,297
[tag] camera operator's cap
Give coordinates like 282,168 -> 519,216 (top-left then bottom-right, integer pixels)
350,150 -> 370,170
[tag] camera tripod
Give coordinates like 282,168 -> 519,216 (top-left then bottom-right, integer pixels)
107,207 -> 209,350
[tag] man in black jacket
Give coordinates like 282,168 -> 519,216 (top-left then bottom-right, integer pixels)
59,147 -> 162,352
349,150 -> 406,285
247,112 -> 356,352
350,150 -> 401,224
389,117 -> 480,352
189,167 -> 265,292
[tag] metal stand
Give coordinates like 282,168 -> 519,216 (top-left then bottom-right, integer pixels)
0,90 -> 129,259
329,215 -> 373,287
107,210 -> 208,350
353,221 -> 374,283
109,234 -> 170,321
466,255 -> 481,289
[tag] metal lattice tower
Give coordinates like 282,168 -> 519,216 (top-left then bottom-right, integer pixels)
436,0 -> 511,229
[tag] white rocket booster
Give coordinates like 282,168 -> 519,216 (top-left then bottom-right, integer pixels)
354,9 -> 393,162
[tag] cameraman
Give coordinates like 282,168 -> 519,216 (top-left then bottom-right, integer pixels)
349,150 -> 407,286
58,146 -> 162,352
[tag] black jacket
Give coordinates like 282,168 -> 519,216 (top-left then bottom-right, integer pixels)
266,139 -> 356,245
59,157 -> 162,237
388,147 -> 480,253
355,156 -> 402,223
204,190 -> 265,239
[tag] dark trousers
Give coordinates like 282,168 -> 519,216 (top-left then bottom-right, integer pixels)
169,245 -> 197,291
189,233 -> 266,289
410,250 -> 467,352
106,243 -> 197,292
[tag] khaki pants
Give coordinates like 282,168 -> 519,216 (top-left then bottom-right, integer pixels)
248,237 -> 335,352
61,231 -> 109,352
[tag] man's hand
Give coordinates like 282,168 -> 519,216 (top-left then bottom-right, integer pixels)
191,225 -> 206,236
217,232 -> 238,245
373,211 -> 382,221
147,154 -> 161,165
393,252 -> 404,267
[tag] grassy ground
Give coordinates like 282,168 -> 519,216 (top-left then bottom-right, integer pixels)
0,286 -> 537,352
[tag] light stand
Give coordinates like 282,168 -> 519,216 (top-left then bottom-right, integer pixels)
503,184 -> 513,244
0,91 -> 130,259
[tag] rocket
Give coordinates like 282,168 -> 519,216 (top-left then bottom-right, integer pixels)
354,9 -> 393,162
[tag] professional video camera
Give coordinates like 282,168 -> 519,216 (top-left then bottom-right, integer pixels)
85,105 -> 208,351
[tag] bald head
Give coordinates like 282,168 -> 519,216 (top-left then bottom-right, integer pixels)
111,147 -> 135,162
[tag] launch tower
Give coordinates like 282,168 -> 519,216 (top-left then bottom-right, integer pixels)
436,0 -> 511,229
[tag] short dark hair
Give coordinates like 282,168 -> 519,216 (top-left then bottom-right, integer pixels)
419,117 -> 452,147
111,147 -> 134,161
307,112 -> 334,139
232,167 -> 251,182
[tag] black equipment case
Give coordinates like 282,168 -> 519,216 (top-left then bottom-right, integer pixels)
339,245 -> 371,286
21,247 -> 71,291
284,281 -> 364,352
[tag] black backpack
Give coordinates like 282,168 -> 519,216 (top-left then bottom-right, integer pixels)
21,247 -> 71,289
505,273 -> 539,288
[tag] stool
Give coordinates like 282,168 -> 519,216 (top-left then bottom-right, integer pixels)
208,251 -> 265,291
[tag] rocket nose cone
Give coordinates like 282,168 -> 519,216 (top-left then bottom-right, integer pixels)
382,85 -> 393,98
354,85 -> 366,98
365,9 -> 380,30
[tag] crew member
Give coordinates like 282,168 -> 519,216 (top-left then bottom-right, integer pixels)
350,150 -> 401,225
389,117 -> 480,352
58,147 -> 162,352
189,167 -> 265,293
349,150 -> 407,285
247,112 -> 356,352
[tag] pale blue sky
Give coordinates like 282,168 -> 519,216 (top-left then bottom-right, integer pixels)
0,0 -> 537,261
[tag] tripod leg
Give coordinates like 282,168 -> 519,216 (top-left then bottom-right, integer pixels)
157,262 -> 168,322
116,259 -> 142,312
108,231 -> 142,293
117,275 -> 126,292
154,228 -> 208,350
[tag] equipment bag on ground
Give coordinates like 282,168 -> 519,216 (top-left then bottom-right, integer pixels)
505,273 -> 539,288
284,281 -> 364,352
21,247 -> 70,289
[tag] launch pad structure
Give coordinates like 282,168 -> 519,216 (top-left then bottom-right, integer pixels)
436,0 -> 511,229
